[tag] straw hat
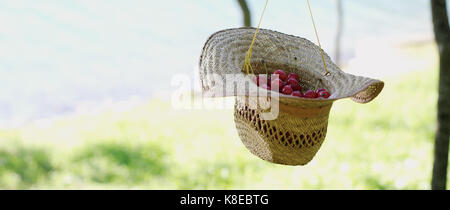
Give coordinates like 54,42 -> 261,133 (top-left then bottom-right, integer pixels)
199,28 -> 384,165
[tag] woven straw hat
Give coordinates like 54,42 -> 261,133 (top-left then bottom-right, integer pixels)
199,28 -> 384,166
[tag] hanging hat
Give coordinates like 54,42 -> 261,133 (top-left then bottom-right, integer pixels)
199,28 -> 384,165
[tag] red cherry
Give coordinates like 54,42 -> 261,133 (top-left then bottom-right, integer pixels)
288,73 -> 299,81
318,91 -> 331,98
271,78 -> 283,91
270,74 -> 277,81
261,84 -> 271,90
257,74 -> 269,86
281,85 -> 293,95
316,88 -> 327,94
293,83 -> 302,92
303,90 -> 317,98
253,75 -> 260,86
292,91 -> 303,98
273,70 -> 288,81
286,78 -> 297,85
287,78 -> 302,91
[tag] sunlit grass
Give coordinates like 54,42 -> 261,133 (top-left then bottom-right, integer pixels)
0,65 -> 447,189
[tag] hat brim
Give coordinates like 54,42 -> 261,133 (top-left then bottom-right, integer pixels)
199,28 -> 384,104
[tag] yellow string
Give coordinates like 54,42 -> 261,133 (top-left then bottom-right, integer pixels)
243,0 -> 269,75
306,0 -> 329,76
243,0 -> 329,76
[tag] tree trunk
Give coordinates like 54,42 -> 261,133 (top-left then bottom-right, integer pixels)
335,0 -> 344,66
237,0 -> 252,27
431,0 -> 450,190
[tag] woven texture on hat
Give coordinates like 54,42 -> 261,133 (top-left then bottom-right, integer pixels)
234,96 -> 332,165
199,28 -> 384,103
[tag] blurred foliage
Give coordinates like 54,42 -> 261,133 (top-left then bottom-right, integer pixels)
71,141 -> 169,184
0,144 -> 54,189
0,43 -> 448,189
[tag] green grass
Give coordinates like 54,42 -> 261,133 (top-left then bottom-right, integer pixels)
0,64 -> 448,189
71,141 -> 169,184
0,144 -> 54,189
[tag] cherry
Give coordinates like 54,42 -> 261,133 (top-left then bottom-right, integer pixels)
316,88 -> 327,94
273,70 -> 288,81
271,78 -> 283,91
253,75 -> 260,86
318,90 -> 331,98
287,78 -> 302,91
282,85 -> 293,95
253,70 -> 331,100
261,84 -> 271,90
257,74 -> 269,86
288,73 -> 299,81
292,91 -> 303,98
303,90 -> 317,98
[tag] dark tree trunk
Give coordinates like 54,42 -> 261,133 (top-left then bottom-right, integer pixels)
431,0 -> 450,190
237,0 -> 252,27
335,0 -> 344,66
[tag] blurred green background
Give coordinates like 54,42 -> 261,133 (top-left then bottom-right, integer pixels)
0,0 -> 448,189
1,42 -> 446,189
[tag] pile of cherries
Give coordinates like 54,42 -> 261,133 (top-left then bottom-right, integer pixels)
253,69 -> 331,99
